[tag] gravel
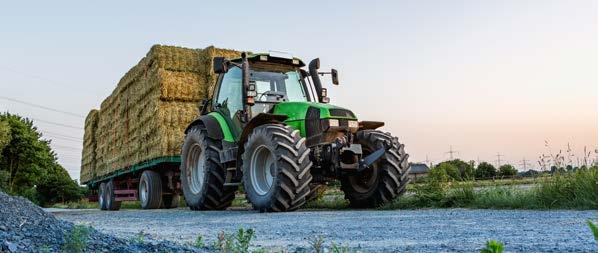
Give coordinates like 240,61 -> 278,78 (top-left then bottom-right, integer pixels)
0,191 -> 209,253
52,207 -> 598,252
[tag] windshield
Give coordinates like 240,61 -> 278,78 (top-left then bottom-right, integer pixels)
250,68 -> 309,102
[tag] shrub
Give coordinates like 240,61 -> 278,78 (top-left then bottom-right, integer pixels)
534,166 -> 597,209
476,162 -> 497,179
498,164 -> 517,178
480,240 -> 504,253
62,225 -> 90,253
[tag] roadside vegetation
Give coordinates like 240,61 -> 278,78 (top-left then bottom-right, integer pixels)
383,165 -> 597,210
0,113 -> 86,206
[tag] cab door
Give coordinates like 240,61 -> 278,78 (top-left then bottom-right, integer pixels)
212,66 -> 244,140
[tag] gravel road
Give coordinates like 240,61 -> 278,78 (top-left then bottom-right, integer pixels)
51,208 -> 597,252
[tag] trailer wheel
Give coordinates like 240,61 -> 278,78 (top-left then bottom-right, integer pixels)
105,180 -> 121,211
341,130 -> 410,208
139,170 -> 163,209
242,124 -> 313,212
161,194 -> 179,209
98,182 -> 107,210
180,126 -> 236,210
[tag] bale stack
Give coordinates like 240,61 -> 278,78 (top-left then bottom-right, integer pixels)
80,109 -> 99,183
81,45 -> 240,184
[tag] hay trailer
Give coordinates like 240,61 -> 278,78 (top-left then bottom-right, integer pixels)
81,46 -> 411,212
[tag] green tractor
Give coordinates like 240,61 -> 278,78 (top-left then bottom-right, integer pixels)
180,52 -> 410,212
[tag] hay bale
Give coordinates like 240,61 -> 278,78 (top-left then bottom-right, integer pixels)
82,45 -> 240,180
80,110 -> 99,183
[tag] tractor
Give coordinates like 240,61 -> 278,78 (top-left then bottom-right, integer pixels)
180,52 -> 410,212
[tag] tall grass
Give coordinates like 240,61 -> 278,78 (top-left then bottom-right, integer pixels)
384,166 -> 597,210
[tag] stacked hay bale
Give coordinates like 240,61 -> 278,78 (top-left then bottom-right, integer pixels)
81,45 -> 240,183
80,109 -> 99,183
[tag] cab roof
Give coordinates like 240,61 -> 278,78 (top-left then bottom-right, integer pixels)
230,53 -> 306,67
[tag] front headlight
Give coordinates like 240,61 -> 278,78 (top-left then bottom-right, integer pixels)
328,119 -> 339,127
348,120 -> 359,129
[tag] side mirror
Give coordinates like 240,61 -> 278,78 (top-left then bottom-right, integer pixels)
331,69 -> 339,85
213,57 -> 228,74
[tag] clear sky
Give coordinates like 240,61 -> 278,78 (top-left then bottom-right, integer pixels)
1,1 -> 597,181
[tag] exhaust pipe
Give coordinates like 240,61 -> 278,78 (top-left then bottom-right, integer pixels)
309,58 -> 324,102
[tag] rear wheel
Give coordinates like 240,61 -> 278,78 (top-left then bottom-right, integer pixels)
139,170 -> 163,209
105,180 -> 121,211
180,126 -> 236,210
98,182 -> 107,210
341,130 -> 410,208
242,124 -> 313,212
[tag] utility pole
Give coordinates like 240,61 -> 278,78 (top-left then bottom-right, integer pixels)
425,155 -> 432,168
445,146 -> 459,160
519,158 -> 531,171
495,153 -> 504,168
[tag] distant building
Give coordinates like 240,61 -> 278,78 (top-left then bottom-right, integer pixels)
408,163 -> 430,181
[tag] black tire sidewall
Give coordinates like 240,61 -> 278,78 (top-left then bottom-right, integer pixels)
242,128 -> 280,209
180,128 -> 211,207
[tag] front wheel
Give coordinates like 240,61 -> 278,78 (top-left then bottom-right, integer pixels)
341,130 -> 410,208
180,126 -> 236,210
242,124 -> 313,212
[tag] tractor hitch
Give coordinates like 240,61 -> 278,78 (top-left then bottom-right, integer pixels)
356,140 -> 392,172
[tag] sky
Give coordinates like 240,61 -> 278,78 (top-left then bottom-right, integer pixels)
1,1 -> 597,181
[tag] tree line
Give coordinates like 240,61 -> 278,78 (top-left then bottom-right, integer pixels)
428,159 -> 519,181
0,113 -> 85,206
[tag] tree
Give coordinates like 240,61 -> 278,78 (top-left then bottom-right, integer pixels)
0,113 -> 84,205
476,162 -> 497,179
0,119 -> 10,158
498,164 -> 517,178
36,165 -> 84,206
448,159 -> 475,180
435,162 -> 461,181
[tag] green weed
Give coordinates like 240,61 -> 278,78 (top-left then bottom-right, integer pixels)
62,225 -> 91,253
588,220 -> 598,241
480,240 -> 504,253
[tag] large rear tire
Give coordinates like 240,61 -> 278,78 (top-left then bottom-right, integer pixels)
105,180 -> 121,211
98,182 -> 107,210
341,130 -> 410,208
242,124 -> 313,212
139,170 -> 163,209
180,126 -> 236,210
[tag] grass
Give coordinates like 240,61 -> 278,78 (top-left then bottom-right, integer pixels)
384,166 -> 597,210
589,220 -> 598,241
62,224 -> 91,253
480,240 -> 504,253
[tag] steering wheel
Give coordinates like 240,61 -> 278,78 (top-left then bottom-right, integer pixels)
258,91 -> 287,102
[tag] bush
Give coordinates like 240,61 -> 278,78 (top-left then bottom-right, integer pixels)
498,164 -> 517,178
436,163 -> 461,181
534,166 -> 597,209
476,162 -> 497,179
62,225 -> 91,253
36,167 -> 85,206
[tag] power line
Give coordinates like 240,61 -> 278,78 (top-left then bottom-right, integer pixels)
0,65 -> 85,93
0,96 -> 84,118
42,130 -> 82,140
51,144 -> 81,151
28,117 -> 83,130
44,135 -> 83,142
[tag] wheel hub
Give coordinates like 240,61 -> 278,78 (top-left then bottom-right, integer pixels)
187,143 -> 206,195
250,145 -> 276,196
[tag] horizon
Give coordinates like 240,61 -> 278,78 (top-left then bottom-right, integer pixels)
1,1 -> 597,181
